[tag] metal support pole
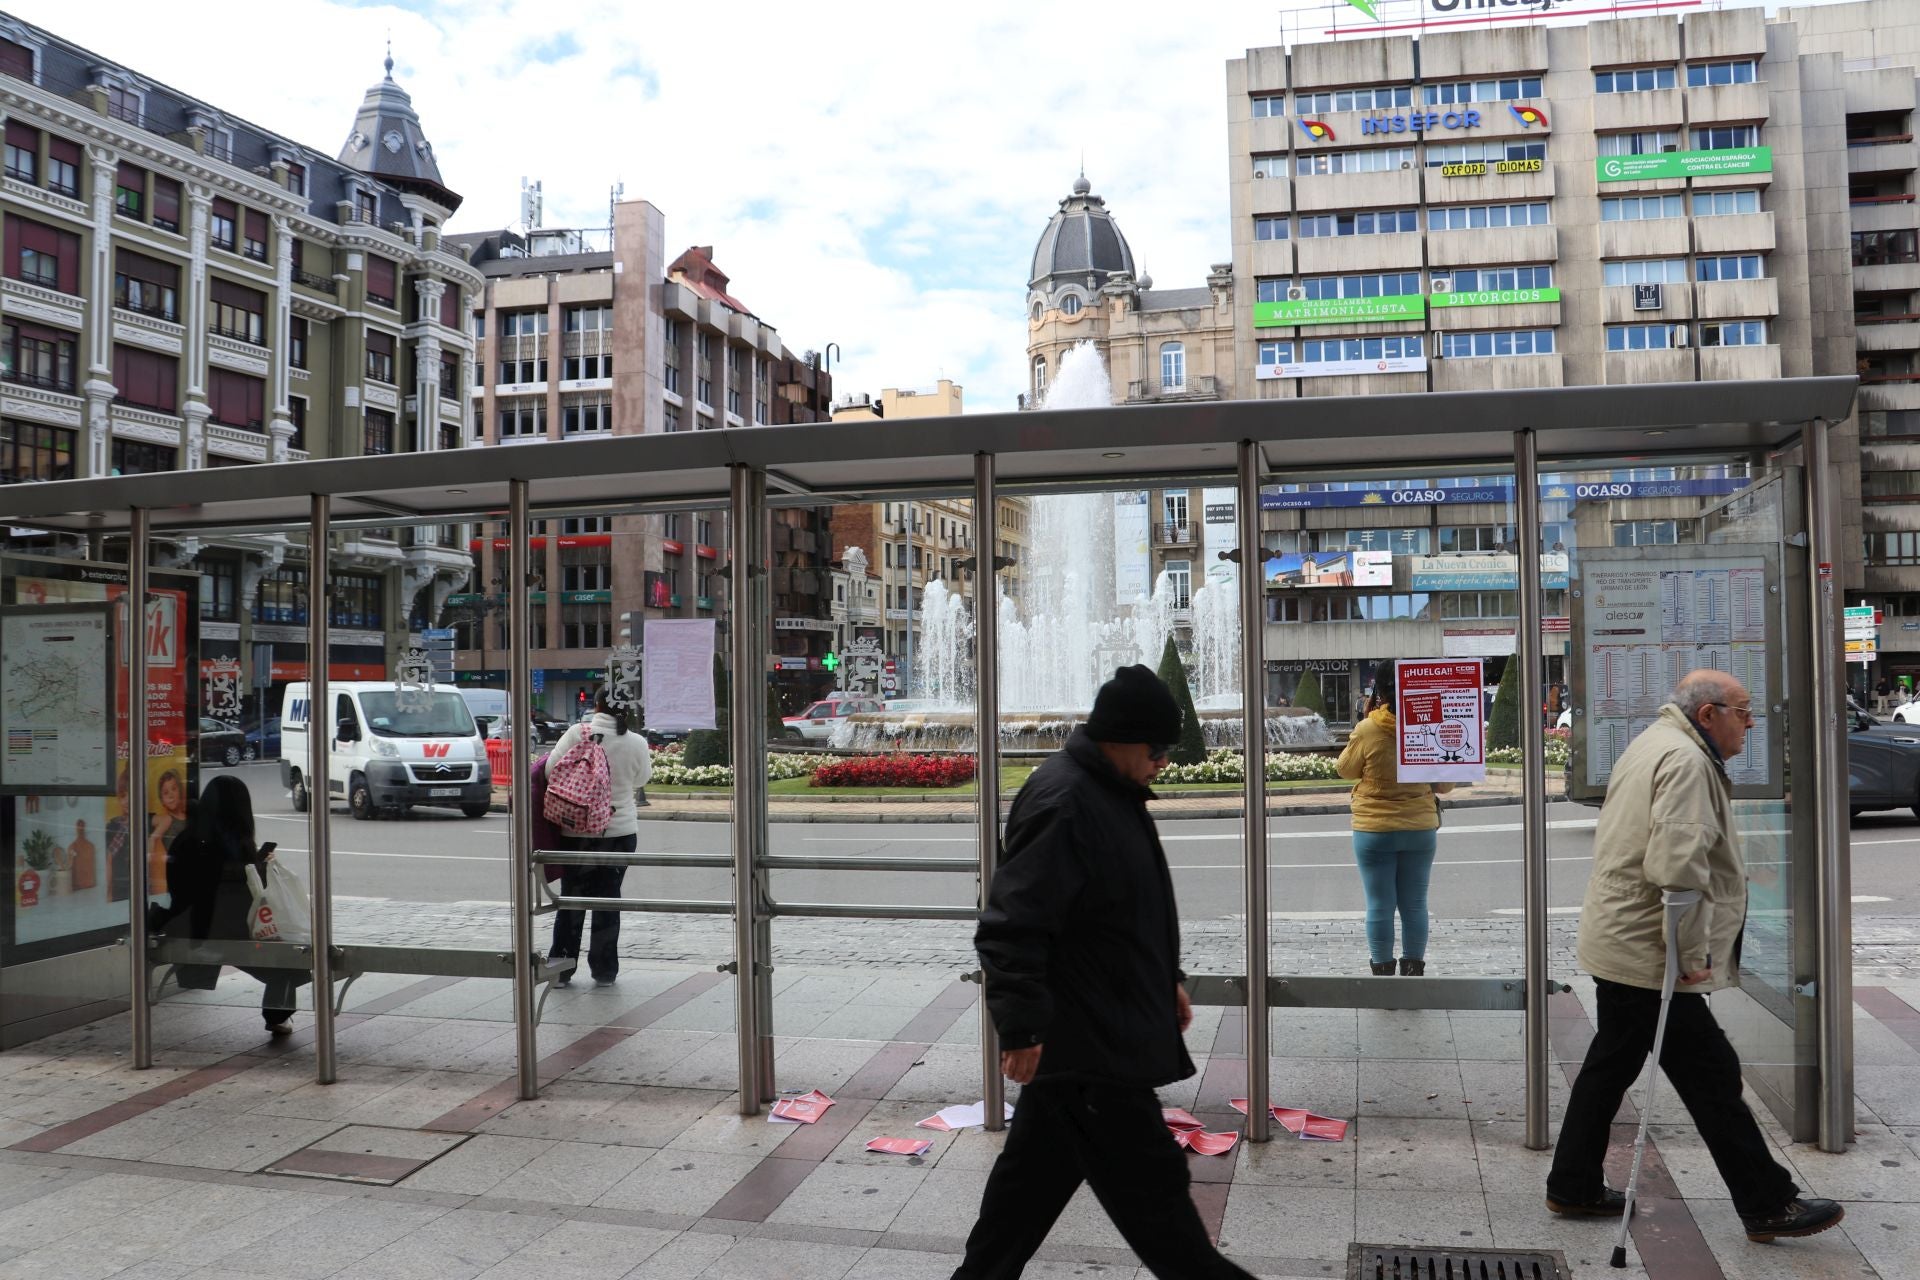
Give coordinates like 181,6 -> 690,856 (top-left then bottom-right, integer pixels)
973,454 -> 1006,1132
730,465 -> 772,1112
127,507 -> 152,1069
904,499 -> 915,696
1236,441 -> 1271,1142
306,496 -> 337,1084
508,480 -> 539,1099
1804,420 -> 1854,1153
1513,431 -> 1551,1150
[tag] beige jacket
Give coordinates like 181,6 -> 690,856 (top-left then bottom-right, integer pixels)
1577,703 -> 1746,993
1336,708 -> 1453,832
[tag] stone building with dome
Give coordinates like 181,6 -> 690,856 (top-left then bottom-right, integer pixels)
1024,173 -> 1236,411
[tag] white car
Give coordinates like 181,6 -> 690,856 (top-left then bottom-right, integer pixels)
1891,701 -> 1920,726
781,695 -> 884,742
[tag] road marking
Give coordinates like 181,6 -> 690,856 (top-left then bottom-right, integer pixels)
1855,895 -> 1894,903
1491,906 -> 1582,915
1853,837 -> 1920,846
1165,855 -> 1595,871
266,846 -> 505,862
800,818 -> 1600,846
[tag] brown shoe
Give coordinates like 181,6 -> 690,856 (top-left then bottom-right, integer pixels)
1741,1198 -> 1844,1242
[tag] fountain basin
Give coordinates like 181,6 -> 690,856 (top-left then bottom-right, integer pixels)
831,706 -> 1332,753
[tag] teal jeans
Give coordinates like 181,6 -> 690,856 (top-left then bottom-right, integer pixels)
1352,829 -> 1439,965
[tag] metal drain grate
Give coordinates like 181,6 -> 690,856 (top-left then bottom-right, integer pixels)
1348,1244 -> 1573,1280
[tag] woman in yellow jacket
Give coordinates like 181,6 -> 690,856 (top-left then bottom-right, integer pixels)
1336,660 -> 1452,976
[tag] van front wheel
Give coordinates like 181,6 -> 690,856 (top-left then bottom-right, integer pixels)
349,774 -> 377,821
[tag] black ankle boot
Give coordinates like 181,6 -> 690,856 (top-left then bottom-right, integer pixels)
1369,960 -> 1397,976
1400,958 -> 1426,976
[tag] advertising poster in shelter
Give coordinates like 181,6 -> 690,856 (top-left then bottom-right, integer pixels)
641,619 -> 718,732
1201,490 -> 1237,588
1112,492 -> 1152,602
1395,658 -> 1486,784
1,556 -> 197,958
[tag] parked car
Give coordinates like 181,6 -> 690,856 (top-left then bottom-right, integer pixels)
244,717 -> 282,761
781,694 -> 884,742
198,717 -> 249,768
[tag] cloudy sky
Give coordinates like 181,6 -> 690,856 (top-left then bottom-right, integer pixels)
24,0 -> 1856,412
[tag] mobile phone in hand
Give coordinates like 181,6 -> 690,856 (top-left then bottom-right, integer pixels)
258,842 -> 277,858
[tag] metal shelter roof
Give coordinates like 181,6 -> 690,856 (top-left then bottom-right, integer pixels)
0,378 -> 1857,536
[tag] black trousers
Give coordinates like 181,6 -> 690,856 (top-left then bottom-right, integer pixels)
952,1079 -> 1255,1280
547,833 -> 635,981
1548,977 -> 1798,1218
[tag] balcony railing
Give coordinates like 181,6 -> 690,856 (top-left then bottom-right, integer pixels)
1850,134 -> 1916,147
1852,193 -> 1917,206
1155,522 -> 1198,546
1127,374 -> 1218,402
292,269 -> 337,295
3,369 -> 75,394
209,322 -> 265,346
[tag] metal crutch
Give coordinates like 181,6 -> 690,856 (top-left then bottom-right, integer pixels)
1611,887 -> 1704,1270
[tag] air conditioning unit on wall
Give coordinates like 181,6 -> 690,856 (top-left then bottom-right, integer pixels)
1287,286 -> 1307,301
1432,279 -> 1452,294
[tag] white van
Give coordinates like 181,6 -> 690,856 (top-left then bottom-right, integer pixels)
280,681 -> 493,820
459,687 -> 508,737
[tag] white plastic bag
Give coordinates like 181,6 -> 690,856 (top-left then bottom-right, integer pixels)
245,856 -> 311,945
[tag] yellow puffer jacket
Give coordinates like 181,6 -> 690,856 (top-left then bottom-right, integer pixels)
1336,707 -> 1450,832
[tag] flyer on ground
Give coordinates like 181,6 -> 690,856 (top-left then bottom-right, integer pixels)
1395,658 -> 1487,784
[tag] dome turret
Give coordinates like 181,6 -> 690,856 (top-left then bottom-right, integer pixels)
337,49 -> 461,213
1029,173 -> 1135,294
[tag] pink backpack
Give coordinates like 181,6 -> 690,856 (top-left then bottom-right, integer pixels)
542,733 -> 612,836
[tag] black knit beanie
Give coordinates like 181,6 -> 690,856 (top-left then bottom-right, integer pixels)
1085,664 -> 1183,745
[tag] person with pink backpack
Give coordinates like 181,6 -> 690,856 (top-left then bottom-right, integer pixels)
543,688 -> 650,987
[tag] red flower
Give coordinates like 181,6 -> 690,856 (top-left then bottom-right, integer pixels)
810,754 -> 976,788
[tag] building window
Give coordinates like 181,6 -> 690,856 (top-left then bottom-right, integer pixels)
1250,94 -> 1285,117
501,309 -> 547,337
663,364 -> 679,393
1296,85 -> 1414,113
2,121 -> 33,183
150,177 -> 180,232
364,409 -> 394,455
114,161 -> 145,219
1060,294 -> 1082,316
356,190 -> 378,224
45,136 -> 78,197
210,198 -> 236,250
1686,59 -> 1758,87
1855,229 -> 1920,267
208,369 -> 265,429
1160,343 -> 1185,391
1862,410 -> 1920,439
561,395 -> 612,435
1694,189 -> 1761,216
1259,335 -> 1424,368
6,214 -> 77,293
290,317 -> 308,370
1425,139 -> 1545,167
562,353 -> 612,380
498,400 -> 546,438
499,357 -> 548,385
696,377 -> 713,406
252,566 -> 308,624
1254,215 -> 1289,241
562,305 -> 611,332
1295,146 -> 1414,176
1438,329 -> 1556,358
1613,520 -> 1698,546
1440,591 -> 1520,619
113,249 -> 180,320
284,161 -> 306,196
438,351 -> 459,399
1696,253 -> 1763,281
1595,66 -> 1676,93
328,574 -> 383,629
1253,153 -> 1286,179
1605,323 -> 1676,351
111,438 -> 176,476
1423,76 -> 1542,105
209,279 -> 267,345
2,320 -> 75,392
1698,320 -> 1767,347
0,37 -> 34,83
1597,130 -> 1681,156
241,209 -> 268,262
365,330 -> 395,383
1164,560 -> 1192,609
1295,271 -> 1422,301
366,254 -> 397,308
1601,194 -> 1684,221
1427,201 -> 1549,231
663,403 -> 680,431
288,396 -> 306,451
1298,209 -> 1418,238
1442,264 -> 1553,293
105,85 -> 141,125
110,345 -> 177,412
470,311 -> 485,339
1602,258 -> 1688,286
0,420 -> 73,484
563,562 -> 612,591
1692,125 -> 1760,151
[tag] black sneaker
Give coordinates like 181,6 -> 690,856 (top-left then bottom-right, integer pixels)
1546,1188 -> 1632,1217
1741,1198 -> 1844,1243
593,975 -> 617,988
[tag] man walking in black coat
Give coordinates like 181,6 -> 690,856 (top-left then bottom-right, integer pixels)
951,665 -> 1255,1280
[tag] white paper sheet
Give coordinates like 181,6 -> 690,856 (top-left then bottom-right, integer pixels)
641,619 -> 718,732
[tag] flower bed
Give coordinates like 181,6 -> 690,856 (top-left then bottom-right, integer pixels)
647,751 -> 838,788
811,754 -> 977,789
1487,732 -> 1570,768
1155,748 -> 1343,785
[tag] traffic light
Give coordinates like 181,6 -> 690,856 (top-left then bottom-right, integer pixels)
576,688 -> 590,712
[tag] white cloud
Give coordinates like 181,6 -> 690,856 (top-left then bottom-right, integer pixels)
20,0 -> 1289,409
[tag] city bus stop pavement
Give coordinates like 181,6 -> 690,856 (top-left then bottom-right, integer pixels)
2,957 -> 1919,1279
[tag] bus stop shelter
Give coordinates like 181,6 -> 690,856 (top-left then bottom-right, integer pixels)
0,375 -> 1861,1154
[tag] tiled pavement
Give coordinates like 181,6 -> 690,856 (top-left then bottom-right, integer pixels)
3,964 -> 1920,1278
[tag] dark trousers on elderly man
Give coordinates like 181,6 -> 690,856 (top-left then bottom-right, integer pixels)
952,1078 -> 1255,1280
1548,977 -> 1798,1218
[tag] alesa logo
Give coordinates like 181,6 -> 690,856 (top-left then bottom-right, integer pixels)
423,743 -> 452,758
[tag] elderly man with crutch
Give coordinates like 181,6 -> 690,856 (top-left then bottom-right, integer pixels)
1546,669 -> 1843,1246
